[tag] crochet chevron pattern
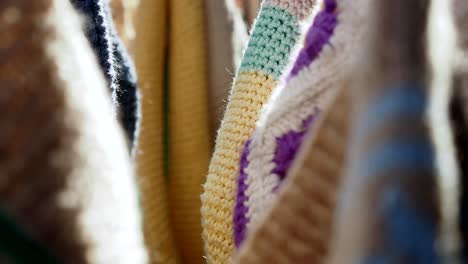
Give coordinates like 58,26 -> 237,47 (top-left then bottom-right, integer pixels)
232,0 -> 360,247
232,1 -> 373,261
201,0 -> 316,262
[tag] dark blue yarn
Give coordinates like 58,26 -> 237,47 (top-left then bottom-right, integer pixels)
359,189 -> 438,264
113,39 -> 139,146
360,255 -> 392,264
70,0 -> 139,147
380,189 -> 438,263
69,0 -> 111,82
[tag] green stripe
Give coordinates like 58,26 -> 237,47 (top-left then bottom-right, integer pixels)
239,6 -> 300,78
0,211 -> 61,264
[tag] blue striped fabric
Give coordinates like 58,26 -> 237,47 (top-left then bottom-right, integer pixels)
339,83 -> 440,263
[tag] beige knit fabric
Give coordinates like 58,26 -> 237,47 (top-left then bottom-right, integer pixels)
234,89 -> 350,263
232,0 -> 371,261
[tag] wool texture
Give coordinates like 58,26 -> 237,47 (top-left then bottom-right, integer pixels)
134,0 -> 212,263
234,89 -> 351,263
70,0 -> 140,149
133,0 -> 180,263
167,1 -> 212,263
0,0 -> 147,263
201,1 -> 316,262
233,0 -> 372,248
328,0 -> 441,262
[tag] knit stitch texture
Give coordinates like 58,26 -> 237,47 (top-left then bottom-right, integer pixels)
201,1 -> 316,262
232,0 -> 368,247
134,0 -> 212,263
167,1 -> 212,263
234,88 -> 351,263
70,0 -> 140,149
134,0 -> 181,262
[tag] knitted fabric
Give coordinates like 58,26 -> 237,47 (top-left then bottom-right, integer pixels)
167,1 -> 212,263
70,0 -> 140,148
234,89 -> 351,263
134,0 -> 180,263
134,0 -> 211,263
233,0 -> 372,248
328,0 -> 441,262
0,0 -> 147,263
201,1 -> 316,262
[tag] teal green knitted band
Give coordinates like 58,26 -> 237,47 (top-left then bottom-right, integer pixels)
239,6 -> 300,78
0,211 -> 60,264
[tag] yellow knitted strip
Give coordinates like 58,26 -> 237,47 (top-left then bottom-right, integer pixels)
134,0 -> 180,263
201,70 -> 276,263
202,3 -> 315,262
168,0 -> 211,263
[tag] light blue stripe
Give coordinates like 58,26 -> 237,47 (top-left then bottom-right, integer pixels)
239,6 -> 300,78
356,189 -> 438,263
341,139 -> 434,209
356,84 -> 426,139
359,139 -> 434,180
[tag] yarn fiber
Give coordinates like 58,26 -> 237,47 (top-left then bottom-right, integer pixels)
201,1 -> 316,262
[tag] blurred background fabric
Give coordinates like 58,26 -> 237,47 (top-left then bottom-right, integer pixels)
70,0 -> 141,149
2,0 -> 468,262
132,0 -> 261,263
0,0 -> 147,263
